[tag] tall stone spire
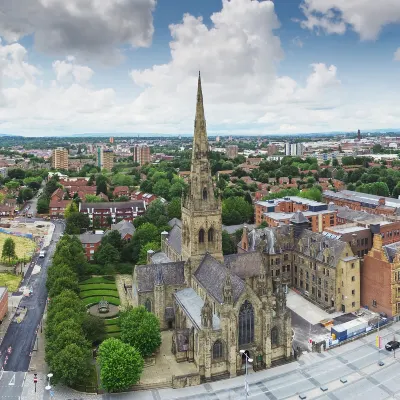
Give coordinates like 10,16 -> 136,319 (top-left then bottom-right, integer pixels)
192,71 -> 208,160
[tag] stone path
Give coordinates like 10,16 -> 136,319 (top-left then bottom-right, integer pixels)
115,275 -> 133,308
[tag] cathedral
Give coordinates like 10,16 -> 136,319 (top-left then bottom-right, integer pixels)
132,73 -> 292,381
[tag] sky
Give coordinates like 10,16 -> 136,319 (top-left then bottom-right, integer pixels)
0,0 -> 400,137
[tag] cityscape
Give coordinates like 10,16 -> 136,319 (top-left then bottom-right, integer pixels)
1,1 -> 400,400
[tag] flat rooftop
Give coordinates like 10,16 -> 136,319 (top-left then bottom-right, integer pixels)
264,209 -> 333,220
325,190 -> 400,209
326,225 -> 368,234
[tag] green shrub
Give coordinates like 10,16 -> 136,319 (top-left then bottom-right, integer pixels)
105,325 -> 121,333
104,318 -> 120,326
79,290 -> 119,299
79,276 -> 115,284
82,296 -> 120,307
79,283 -> 117,291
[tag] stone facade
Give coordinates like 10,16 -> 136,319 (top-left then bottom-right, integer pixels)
132,73 -> 292,382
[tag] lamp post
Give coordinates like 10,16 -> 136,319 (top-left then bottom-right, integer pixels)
45,372 -> 53,391
239,350 -> 253,399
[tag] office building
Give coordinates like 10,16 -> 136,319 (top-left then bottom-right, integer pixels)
51,147 -> 69,170
132,144 -> 151,166
97,147 -> 114,171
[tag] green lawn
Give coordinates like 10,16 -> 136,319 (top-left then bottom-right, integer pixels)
105,325 -> 121,333
82,296 -> 121,307
104,318 -> 119,326
105,332 -> 121,338
80,276 -> 115,284
0,273 -> 22,292
79,289 -> 119,298
79,283 -> 117,291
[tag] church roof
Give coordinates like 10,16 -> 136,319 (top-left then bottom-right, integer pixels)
194,253 -> 245,304
136,262 -> 185,292
290,210 -> 309,224
224,252 -> 264,279
174,288 -> 221,330
168,218 -> 182,228
167,224 -> 182,255
383,241 -> 400,262
247,225 -> 291,253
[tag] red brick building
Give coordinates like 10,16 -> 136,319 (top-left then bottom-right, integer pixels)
49,188 -> 72,217
79,233 -> 102,261
0,287 -> 8,323
113,186 -> 130,198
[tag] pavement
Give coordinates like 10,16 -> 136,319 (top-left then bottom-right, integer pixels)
13,320 -> 400,400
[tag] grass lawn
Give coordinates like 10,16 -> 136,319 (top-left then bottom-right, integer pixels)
79,283 -> 117,291
79,289 -> 119,298
0,233 -> 36,261
0,273 -> 22,292
105,324 -> 121,333
105,331 -> 121,338
104,318 -> 119,326
80,276 -> 115,284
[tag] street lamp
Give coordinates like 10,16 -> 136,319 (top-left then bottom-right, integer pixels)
239,349 -> 253,399
45,373 -> 53,391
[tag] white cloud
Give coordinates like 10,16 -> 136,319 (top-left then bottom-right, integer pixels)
395,48 -> 400,61
52,57 -> 94,84
299,0 -> 400,40
0,0 -> 156,61
292,36 -> 304,48
0,0 -> 400,136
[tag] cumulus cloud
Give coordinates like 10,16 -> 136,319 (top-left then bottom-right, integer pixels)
52,57 -> 94,84
395,48 -> 400,61
0,0 -> 156,61
299,0 -> 400,40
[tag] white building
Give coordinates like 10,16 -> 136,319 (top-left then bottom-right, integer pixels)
285,142 -> 304,156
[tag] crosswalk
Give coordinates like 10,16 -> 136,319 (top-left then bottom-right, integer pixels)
0,371 -> 26,400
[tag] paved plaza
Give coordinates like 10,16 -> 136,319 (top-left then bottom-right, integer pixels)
9,320 -> 400,400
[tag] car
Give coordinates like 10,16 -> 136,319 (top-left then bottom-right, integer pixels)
39,250 -> 45,258
385,341 -> 400,351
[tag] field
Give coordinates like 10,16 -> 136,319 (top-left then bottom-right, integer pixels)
0,233 -> 36,261
79,276 -> 121,338
0,273 -> 23,292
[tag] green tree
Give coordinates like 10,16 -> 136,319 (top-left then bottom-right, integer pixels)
94,243 -> 120,265
48,275 -> 80,298
2,237 -> 16,262
145,199 -> 167,226
120,306 -> 162,358
222,197 -> 253,225
84,194 -> 103,203
19,187 -> 34,201
222,231 -> 236,255
101,230 -> 123,251
169,180 -> 187,199
153,178 -> 170,199
299,187 -> 322,202
96,175 -> 108,195
37,197 -> 50,214
138,241 -> 160,264
46,264 -> 77,292
112,173 -> 134,187
134,223 -> 160,247
98,338 -> 144,392
167,197 -> 181,219
65,212 -> 90,235
64,202 -> 78,219
81,314 -> 106,344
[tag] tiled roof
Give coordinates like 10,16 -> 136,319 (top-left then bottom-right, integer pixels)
79,233 -> 103,244
224,252 -> 264,279
110,220 -> 135,237
194,253 -> 245,304
136,262 -> 185,292
80,200 -> 145,211
167,224 -> 182,255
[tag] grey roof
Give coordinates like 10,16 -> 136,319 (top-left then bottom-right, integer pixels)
151,251 -> 172,264
383,241 -> 400,262
224,252 -> 264,279
79,233 -> 103,244
110,220 -> 135,237
334,206 -> 385,224
174,288 -> 221,330
168,218 -> 182,228
194,254 -> 245,304
167,224 -> 182,255
136,262 -> 185,292
325,190 -> 400,209
290,210 -> 309,224
247,225 -> 291,254
296,230 -> 347,268
222,223 -> 256,235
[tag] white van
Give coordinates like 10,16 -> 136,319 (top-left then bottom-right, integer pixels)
39,250 -> 45,258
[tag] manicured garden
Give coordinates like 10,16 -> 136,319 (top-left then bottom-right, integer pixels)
78,276 -> 121,338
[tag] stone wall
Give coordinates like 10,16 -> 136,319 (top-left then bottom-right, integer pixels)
172,373 -> 201,389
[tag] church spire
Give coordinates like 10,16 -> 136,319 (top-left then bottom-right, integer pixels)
192,71 -> 209,160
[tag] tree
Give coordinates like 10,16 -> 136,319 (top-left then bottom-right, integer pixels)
222,231 -> 236,255
112,173 -> 134,187
37,197 -> 50,214
153,179 -> 170,199
138,241 -> 160,264
222,197 -> 253,225
48,275 -> 79,298
81,314 -> 106,344
167,197 -> 181,220
98,338 -> 144,392
19,187 -> 34,201
2,237 -> 16,262
140,180 -> 153,193
120,306 -> 161,358
94,243 -> 120,265
145,199 -> 166,226
299,187 -> 322,202
46,264 -> 77,292
169,180 -> 187,199
101,230 -> 123,251
96,175 -> 108,196
65,212 -> 90,235
64,202 -> 78,219
134,223 -> 160,247
84,194 -> 103,203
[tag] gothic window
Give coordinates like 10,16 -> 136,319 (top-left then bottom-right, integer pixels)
145,298 -> 152,312
199,229 -> 205,243
238,300 -> 254,345
203,188 -> 208,200
212,340 -> 224,360
271,326 -> 279,346
208,227 -> 214,242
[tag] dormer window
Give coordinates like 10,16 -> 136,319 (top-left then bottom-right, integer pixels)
203,188 -> 208,200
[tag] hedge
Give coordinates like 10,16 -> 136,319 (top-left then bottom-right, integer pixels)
79,283 -> 117,291
79,290 -> 119,299
82,296 -> 121,307
79,276 -> 115,284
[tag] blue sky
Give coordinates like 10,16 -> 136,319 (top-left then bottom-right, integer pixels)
0,0 -> 400,136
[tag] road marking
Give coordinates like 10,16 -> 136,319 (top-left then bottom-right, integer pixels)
9,373 -> 15,386
0,369 -> 3,381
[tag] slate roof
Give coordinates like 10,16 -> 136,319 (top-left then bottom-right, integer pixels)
79,233 -> 103,244
194,253 -> 245,304
168,218 -> 182,228
174,288 -> 221,330
135,262 -> 185,292
222,223 -> 256,235
151,251 -> 172,264
290,210 -> 309,224
383,241 -> 400,262
80,200 -> 145,211
110,220 -> 135,238
224,252 -> 264,279
296,230 -> 347,268
167,224 -> 182,255
247,225 -> 291,254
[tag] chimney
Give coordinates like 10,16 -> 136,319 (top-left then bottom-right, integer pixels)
147,249 -> 154,264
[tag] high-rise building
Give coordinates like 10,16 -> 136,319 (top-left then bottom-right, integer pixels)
110,137 -> 114,144
132,144 -> 151,166
52,147 -> 69,170
97,147 -> 114,171
226,144 -> 238,159
357,129 -> 361,141
285,142 -> 304,156
215,135 -> 220,142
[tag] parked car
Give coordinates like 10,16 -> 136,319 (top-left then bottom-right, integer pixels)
385,341 -> 400,351
39,250 -> 45,258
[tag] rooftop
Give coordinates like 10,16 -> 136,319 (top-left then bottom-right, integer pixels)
79,233 -> 103,244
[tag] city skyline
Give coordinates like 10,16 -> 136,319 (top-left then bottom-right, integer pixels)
0,0 -> 400,136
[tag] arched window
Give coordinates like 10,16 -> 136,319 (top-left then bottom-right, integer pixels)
271,326 -> 279,346
212,340 -> 224,360
144,298 -> 152,313
208,227 -> 214,242
203,188 -> 208,200
238,300 -> 254,345
199,229 -> 205,243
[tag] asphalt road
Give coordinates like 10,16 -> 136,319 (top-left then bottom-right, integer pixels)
0,221 -> 64,372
